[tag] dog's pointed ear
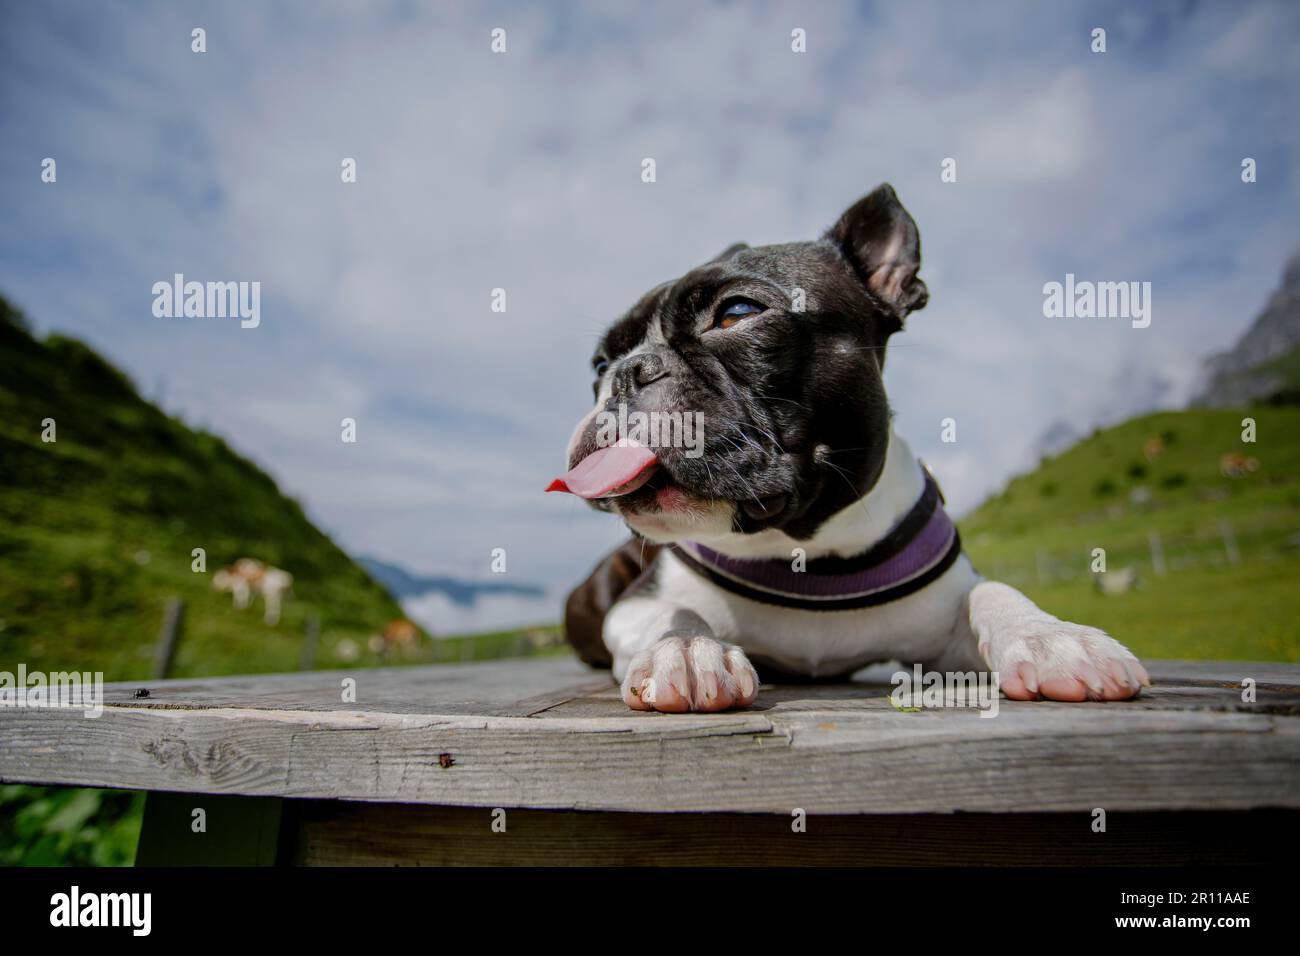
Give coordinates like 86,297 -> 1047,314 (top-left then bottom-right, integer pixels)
709,242 -> 749,263
826,184 -> 928,321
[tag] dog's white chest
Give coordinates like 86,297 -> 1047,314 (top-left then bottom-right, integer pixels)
652,549 -> 979,676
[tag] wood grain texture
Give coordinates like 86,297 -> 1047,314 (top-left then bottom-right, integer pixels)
2,658 -> 1297,814
91,656 -> 606,716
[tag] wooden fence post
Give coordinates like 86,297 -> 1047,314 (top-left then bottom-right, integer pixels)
301,614 -> 320,671
1219,519 -> 1241,566
153,597 -> 185,679
1148,530 -> 1167,576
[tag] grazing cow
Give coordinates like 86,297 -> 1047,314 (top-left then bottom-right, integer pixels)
212,558 -> 294,625
369,618 -> 421,657
1093,566 -> 1139,596
212,562 -> 256,610
256,566 -> 294,626
1219,453 -> 1259,478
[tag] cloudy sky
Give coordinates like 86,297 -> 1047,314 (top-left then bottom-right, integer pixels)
2,0 -> 1298,629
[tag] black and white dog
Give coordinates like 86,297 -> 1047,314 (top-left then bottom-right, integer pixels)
549,185 -> 1149,713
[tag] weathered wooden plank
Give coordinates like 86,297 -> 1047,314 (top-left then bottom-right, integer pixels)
2,658 -> 1298,813
98,658 -> 1297,716
1116,660 -> 1299,686
535,671 -> 1299,719
285,802 -> 1298,867
101,656 -> 603,716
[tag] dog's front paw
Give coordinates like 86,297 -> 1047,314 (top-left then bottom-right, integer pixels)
979,618 -> 1150,702
621,633 -> 759,712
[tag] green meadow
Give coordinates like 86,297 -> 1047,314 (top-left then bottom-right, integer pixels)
960,407 -> 1300,662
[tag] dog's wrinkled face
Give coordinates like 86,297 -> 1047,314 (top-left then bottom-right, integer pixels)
551,184 -> 929,544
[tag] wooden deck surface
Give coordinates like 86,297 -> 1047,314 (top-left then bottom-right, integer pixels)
2,657 -> 1298,815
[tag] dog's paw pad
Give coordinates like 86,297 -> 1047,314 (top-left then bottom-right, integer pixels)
622,634 -> 759,713
981,620 -> 1149,702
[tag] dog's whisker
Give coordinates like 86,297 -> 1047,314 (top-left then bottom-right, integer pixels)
718,430 -> 765,459
751,391 -> 812,413
714,455 -> 765,506
737,423 -> 786,454
817,455 -> 874,522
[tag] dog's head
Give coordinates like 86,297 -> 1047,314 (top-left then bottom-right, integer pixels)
549,184 -> 929,544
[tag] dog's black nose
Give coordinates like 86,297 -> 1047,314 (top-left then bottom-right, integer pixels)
613,352 -> 668,395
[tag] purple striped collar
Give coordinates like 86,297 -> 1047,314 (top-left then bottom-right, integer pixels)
670,468 -> 961,611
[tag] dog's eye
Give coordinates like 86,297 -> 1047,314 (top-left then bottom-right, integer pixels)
714,299 -> 764,330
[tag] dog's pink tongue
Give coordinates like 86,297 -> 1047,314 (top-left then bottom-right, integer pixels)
546,444 -> 659,499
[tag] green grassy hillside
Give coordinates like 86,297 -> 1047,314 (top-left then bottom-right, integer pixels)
960,406 -> 1300,662
0,296 -> 409,680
